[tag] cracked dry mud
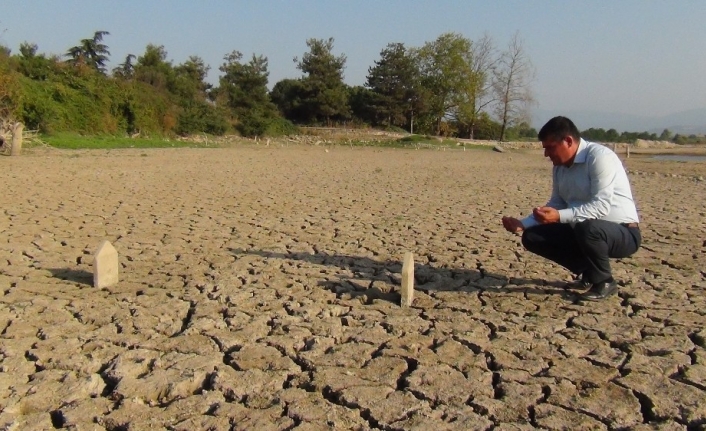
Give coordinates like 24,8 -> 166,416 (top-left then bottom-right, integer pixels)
1,145 -> 705,430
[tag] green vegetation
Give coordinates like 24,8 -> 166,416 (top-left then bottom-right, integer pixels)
0,30 -> 539,144
581,127 -> 706,145
41,134 -> 198,149
2,31 -> 701,147
371,134 -> 494,149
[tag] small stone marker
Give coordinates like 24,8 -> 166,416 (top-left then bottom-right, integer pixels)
10,122 -> 23,156
94,240 -> 119,288
400,252 -> 414,307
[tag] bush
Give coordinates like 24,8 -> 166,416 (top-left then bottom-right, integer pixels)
235,112 -> 269,138
384,125 -> 408,134
175,101 -> 229,136
399,134 -> 434,143
265,117 -> 299,136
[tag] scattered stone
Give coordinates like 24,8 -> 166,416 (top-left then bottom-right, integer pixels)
400,251 -> 414,307
94,240 -> 119,288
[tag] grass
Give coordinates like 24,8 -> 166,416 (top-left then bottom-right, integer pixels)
40,134 -> 201,149
384,134 -> 495,150
34,132 -> 497,151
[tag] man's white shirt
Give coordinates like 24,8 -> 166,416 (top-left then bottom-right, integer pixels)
522,138 -> 639,229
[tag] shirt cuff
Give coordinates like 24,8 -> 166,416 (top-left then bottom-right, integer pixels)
520,215 -> 539,229
558,208 -> 574,223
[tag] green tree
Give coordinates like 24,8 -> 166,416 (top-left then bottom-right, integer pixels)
112,54 -> 136,80
65,31 -> 111,74
17,42 -> 57,80
0,54 -> 21,120
414,33 -> 475,135
366,42 -> 420,130
295,38 -> 349,125
134,44 -> 174,91
605,128 -> 619,142
505,121 -> 536,140
473,111 -> 502,140
218,50 -> 278,137
659,128 -> 672,141
582,128 -> 607,142
172,56 -> 226,136
347,85 -> 381,126
19,42 -> 37,58
270,78 -> 308,123
173,56 -> 211,100
672,133 -> 687,144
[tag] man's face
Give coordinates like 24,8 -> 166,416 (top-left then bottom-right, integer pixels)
542,136 -> 576,166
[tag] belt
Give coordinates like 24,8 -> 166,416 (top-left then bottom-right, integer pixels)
622,222 -> 639,229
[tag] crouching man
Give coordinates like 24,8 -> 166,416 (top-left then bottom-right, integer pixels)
501,116 -> 641,301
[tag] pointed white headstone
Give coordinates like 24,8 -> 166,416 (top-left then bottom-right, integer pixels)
400,252 -> 414,307
94,240 -> 119,288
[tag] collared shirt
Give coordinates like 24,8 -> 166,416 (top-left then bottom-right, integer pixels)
521,138 -> 639,228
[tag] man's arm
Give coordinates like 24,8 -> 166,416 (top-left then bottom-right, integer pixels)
521,168 -> 567,227
557,152 -> 616,223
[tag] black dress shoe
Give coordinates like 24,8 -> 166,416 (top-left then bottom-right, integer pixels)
580,280 -> 619,301
565,277 -> 592,290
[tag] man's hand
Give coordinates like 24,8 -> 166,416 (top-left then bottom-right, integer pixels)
502,216 -> 524,233
533,206 -> 560,224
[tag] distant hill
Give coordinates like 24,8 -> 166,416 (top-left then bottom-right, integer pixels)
532,108 -> 706,135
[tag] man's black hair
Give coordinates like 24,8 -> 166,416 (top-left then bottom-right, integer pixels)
538,116 -> 581,142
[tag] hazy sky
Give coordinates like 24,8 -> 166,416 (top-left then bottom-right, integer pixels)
2,0 -> 705,121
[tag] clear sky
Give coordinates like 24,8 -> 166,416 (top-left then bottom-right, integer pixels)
2,0 -> 705,126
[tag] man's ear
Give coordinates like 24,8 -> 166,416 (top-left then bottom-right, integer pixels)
565,136 -> 576,147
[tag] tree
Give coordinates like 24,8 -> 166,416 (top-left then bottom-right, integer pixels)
295,38 -> 349,125
134,44 -> 174,90
492,32 -> 535,141
414,33 -> 475,135
659,128 -> 672,141
605,128 -> 619,142
19,42 -> 37,58
270,78 -> 308,123
218,50 -> 278,137
170,56 -> 225,136
366,42 -> 420,130
17,42 -> 56,80
347,85 -> 381,126
463,34 -> 498,139
173,56 -> 211,100
112,54 -> 136,80
582,128 -> 607,142
0,55 -> 20,120
65,30 -> 111,74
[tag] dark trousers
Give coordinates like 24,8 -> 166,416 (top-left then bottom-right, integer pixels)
521,219 -> 641,284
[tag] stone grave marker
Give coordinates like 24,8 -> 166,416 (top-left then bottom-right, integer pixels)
10,123 -> 23,156
400,251 -> 414,307
94,240 -> 119,288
